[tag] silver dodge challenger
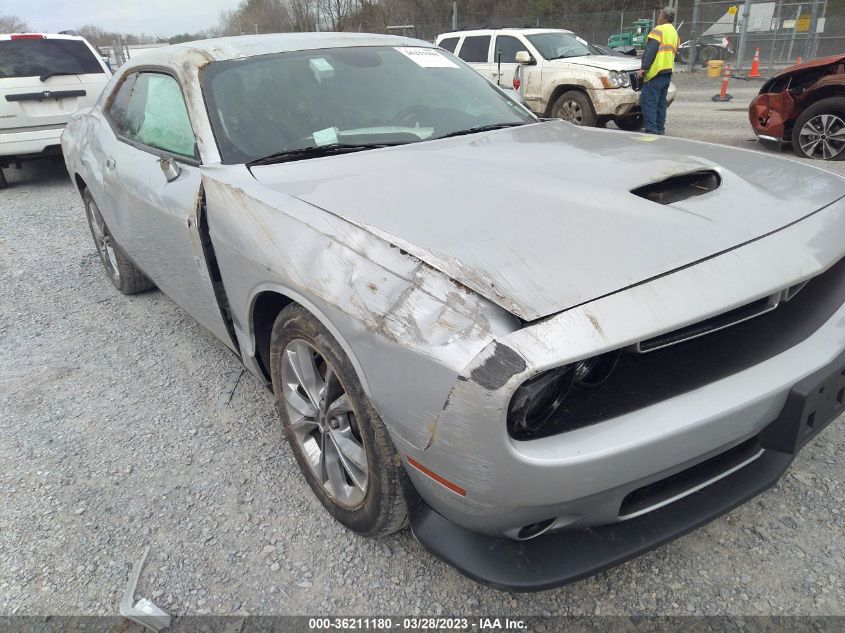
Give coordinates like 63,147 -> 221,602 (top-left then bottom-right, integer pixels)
62,33 -> 845,591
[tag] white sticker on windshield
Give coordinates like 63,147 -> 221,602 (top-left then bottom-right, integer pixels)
313,127 -> 338,146
575,36 -> 588,46
395,47 -> 459,68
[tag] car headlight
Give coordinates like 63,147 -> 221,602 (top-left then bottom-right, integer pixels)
601,70 -> 632,89
507,350 -> 621,438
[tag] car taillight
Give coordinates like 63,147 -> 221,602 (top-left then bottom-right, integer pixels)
11,34 -> 45,39
513,77 -> 521,91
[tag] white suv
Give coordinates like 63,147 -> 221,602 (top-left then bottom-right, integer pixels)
0,33 -> 111,188
436,28 -> 675,129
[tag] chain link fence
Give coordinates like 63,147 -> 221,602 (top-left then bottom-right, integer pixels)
374,0 -> 842,76
683,0 -> 842,74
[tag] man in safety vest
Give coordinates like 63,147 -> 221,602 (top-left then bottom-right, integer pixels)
636,7 -> 679,135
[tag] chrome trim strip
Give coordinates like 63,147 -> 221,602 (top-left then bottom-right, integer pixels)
618,448 -> 766,521
637,293 -> 781,353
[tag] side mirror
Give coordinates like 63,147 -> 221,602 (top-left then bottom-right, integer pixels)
515,51 -> 534,65
158,156 -> 182,183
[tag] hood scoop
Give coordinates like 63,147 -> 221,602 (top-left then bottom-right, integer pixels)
632,170 -> 721,205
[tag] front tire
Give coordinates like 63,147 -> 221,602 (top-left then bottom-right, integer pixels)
551,90 -> 597,127
270,304 -> 409,537
791,97 -> 845,160
614,114 -> 644,131
82,188 -> 154,294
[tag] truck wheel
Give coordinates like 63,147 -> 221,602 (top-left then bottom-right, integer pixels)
270,304 -> 409,537
551,90 -> 597,127
0,168 -> 7,189
791,97 -> 845,160
614,114 -> 644,131
83,188 -> 155,294
700,46 -> 719,64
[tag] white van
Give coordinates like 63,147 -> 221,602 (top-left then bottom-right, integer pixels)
0,33 -> 111,187
436,28 -> 675,130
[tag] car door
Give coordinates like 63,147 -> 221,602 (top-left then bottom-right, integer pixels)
456,34 -> 493,80
490,34 -> 525,89
102,70 -> 235,348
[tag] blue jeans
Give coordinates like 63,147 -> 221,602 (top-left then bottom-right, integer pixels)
640,72 -> 671,134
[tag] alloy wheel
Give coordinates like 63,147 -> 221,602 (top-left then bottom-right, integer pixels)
798,113 -> 845,160
86,199 -> 120,282
281,339 -> 368,507
558,100 -> 584,125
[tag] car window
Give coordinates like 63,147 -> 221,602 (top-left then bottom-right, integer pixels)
526,32 -> 599,60
0,38 -> 103,79
202,46 -> 535,164
106,72 -> 140,136
438,37 -> 459,53
458,36 -> 491,63
493,36 -> 527,64
107,72 -> 196,158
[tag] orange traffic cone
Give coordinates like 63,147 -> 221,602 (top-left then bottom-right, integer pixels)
748,48 -> 761,77
712,63 -> 733,102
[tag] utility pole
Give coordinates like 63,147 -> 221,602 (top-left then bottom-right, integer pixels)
735,0 -> 753,72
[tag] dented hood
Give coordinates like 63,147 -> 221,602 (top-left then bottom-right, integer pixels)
250,121 -> 845,321
553,54 -> 640,72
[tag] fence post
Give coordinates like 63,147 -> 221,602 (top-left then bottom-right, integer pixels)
688,0 -> 701,72
735,0 -> 753,73
804,0 -> 821,60
770,0 -> 783,72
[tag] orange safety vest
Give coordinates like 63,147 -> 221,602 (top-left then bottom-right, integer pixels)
644,23 -> 679,82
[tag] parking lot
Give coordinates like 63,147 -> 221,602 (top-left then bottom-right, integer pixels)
1,71 -> 843,618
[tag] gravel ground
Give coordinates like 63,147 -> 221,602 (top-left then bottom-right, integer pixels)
1,74 -> 844,618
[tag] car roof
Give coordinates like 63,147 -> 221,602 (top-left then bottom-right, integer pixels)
119,33 -> 431,70
436,28 -> 574,40
0,33 -> 89,41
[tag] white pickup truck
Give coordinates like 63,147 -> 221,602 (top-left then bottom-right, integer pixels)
436,28 -> 676,130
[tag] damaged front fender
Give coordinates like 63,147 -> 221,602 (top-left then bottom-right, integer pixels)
201,171 -> 521,450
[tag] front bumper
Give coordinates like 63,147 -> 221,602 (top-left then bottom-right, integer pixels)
410,348 -> 845,591
588,82 -> 676,117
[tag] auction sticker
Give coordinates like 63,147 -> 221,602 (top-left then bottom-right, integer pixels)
395,47 -> 459,68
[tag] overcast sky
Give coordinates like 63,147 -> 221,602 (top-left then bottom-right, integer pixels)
8,0 -> 238,37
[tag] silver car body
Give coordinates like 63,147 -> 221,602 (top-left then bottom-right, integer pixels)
62,34 -> 845,585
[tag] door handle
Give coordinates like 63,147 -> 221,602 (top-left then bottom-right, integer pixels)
105,158 -> 116,170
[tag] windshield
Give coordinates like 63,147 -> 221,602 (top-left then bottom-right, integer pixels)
0,39 -> 104,80
526,32 -> 598,60
201,46 -> 535,164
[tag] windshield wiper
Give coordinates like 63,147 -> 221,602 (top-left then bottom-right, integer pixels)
247,142 -> 407,167
437,122 -> 531,140
39,71 -> 80,82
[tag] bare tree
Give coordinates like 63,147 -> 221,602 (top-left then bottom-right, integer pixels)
0,14 -> 30,33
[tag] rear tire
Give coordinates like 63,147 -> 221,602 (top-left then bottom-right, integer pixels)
82,188 -> 155,294
791,97 -> 845,161
0,168 -> 7,189
551,90 -> 597,127
270,304 -> 409,537
700,46 -> 719,64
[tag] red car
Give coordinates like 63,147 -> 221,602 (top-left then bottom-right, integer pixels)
749,54 -> 845,161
